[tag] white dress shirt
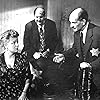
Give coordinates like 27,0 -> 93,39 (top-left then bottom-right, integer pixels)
38,24 -> 45,33
81,22 -> 89,44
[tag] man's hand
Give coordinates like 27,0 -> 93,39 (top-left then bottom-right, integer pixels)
33,70 -> 42,80
33,52 -> 42,59
53,53 -> 65,63
80,62 -> 91,69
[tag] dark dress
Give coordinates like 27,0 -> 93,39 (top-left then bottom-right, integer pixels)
0,53 -> 32,100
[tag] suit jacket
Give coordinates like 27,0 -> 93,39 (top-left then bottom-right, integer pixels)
23,19 -> 60,62
64,22 -> 100,87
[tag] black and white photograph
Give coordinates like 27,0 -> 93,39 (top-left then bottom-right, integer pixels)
0,0 -> 100,100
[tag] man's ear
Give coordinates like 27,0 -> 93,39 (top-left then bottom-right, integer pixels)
82,19 -> 86,25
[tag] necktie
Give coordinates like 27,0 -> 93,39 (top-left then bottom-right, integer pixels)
39,27 -> 45,52
80,32 -> 85,57
80,32 -> 84,45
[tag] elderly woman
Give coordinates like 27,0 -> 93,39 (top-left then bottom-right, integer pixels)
0,29 -> 32,100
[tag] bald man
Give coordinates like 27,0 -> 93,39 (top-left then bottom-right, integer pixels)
23,6 -> 63,97
53,7 -> 100,100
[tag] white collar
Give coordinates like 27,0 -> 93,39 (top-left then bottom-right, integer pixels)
81,22 -> 89,44
82,21 -> 89,35
38,24 -> 45,33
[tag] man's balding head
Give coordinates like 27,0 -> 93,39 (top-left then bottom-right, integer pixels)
34,6 -> 45,26
69,8 -> 88,32
69,7 -> 88,23
34,7 -> 45,16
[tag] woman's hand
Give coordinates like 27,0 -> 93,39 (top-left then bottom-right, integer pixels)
18,92 -> 29,100
32,69 -> 42,80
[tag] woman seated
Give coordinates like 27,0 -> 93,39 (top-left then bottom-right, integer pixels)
0,29 -> 32,100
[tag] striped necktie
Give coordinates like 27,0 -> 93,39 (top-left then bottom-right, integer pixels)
39,27 -> 45,52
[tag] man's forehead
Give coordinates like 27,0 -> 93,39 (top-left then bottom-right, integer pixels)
35,8 -> 44,16
69,8 -> 82,22
9,37 -> 18,42
69,14 -> 78,22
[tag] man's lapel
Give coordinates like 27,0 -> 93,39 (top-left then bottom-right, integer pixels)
44,20 -> 47,39
32,21 -> 39,35
75,31 -> 83,58
31,21 -> 40,49
84,26 -> 93,55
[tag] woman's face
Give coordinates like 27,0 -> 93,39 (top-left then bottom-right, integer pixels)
6,38 -> 19,53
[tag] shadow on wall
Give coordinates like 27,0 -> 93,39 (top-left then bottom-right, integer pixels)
60,8 -> 74,51
0,0 -> 45,13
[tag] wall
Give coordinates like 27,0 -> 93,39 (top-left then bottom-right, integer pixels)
47,0 -> 62,34
47,0 -> 100,27
61,0 -> 100,25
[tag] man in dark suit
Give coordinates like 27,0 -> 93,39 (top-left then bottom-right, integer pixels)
53,7 -> 100,100
23,6 -> 59,63
23,6 -> 63,96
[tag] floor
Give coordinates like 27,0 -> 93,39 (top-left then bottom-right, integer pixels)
29,88 -> 78,100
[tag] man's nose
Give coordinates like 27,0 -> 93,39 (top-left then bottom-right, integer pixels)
70,23 -> 73,28
15,43 -> 19,47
